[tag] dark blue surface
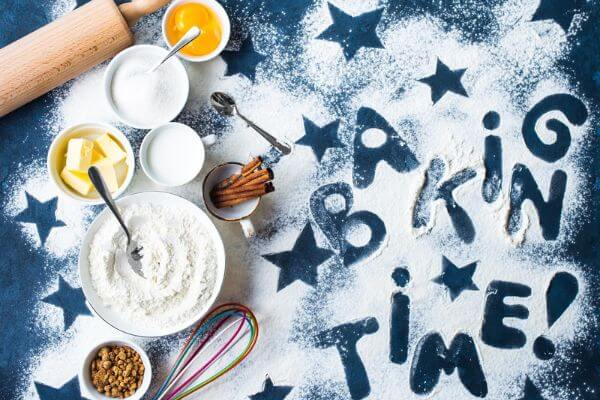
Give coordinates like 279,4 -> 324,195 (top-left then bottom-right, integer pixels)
2,0 -> 600,399
431,256 -> 479,301
249,376 -> 293,400
263,222 -> 334,291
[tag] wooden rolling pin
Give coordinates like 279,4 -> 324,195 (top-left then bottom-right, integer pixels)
0,0 -> 170,117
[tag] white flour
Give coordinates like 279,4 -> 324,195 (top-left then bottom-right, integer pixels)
88,203 -> 218,330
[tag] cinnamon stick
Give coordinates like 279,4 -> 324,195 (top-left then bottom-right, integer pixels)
229,168 -> 272,189
212,157 -> 263,191
212,184 -> 272,202
212,182 -> 267,196
242,156 -> 262,174
214,184 -> 275,208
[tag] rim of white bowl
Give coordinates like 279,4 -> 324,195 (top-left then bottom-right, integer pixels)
161,0 -> 231,63
139,122 -> 206,187
78,338 -> 152,400
47,122 -> 135,205
78,191 -> 226,337
104,44 -> 190,130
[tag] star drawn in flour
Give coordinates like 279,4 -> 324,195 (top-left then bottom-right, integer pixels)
518,377 -> 546,400
35,376 -> 85,399
316,3 -> 384,61
297,117 -> 344,162
432,256 -> 479,301
531,0 -> 581,32
15,192 -> 65,246
42,275 -> 91,330
249,376 -> 293,400
221,35 -> 266,82
262,222 -> 334,291
418,58 -> 468,104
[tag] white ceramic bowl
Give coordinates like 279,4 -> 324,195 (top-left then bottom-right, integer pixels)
47,122 -> 135,205
162,0 -> 231,62
104,45 -> 189,129
78,191 -> 226,337
139,122 -> 206,187
79,339 -> 152,400
202,162 -> 260,221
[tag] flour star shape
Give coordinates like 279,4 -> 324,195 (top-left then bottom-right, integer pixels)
519,377 -> 545,400
249,376 -> 293,400
531,0 -> 581,32
418,58 -> 468,104
15,192 -> 65,245
317,3 -> 384,61
42,276 -> 91,330
221,35 -> 267,82
432,256 -> 479,301
297,117 -> 344,162
263,222 -> 334,291
35,376 -> 85,399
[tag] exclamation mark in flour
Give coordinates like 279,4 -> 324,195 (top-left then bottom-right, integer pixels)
533,272 -> 579,360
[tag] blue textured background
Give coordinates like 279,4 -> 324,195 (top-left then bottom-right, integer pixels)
2,0 -> 600,399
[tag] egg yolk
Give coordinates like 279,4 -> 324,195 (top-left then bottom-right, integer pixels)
166,3 -> 222,57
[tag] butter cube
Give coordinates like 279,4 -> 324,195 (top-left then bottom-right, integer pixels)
93,158 -> 119,192
95,133 -> 126,164
66,138 -> 94,171
61,167 -> 93,196
91,147 -> 104,164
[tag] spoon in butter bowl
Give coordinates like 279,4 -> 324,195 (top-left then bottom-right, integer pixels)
148,26 -> 201,73
88,166 -> 145,278
210,91 -> 294,155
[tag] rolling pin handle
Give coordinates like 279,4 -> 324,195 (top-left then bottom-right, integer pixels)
119,0 -> 172,27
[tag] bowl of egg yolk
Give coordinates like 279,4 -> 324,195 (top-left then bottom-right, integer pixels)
162,0 -> 230,62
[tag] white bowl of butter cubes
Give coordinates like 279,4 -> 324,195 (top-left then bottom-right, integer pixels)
47,122 -> 135,204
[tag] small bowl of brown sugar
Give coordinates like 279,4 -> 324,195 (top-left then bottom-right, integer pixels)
79,339 -> 152,400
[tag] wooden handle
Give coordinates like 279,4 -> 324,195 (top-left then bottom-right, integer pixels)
119,0 -> 172,26
0,0 -> 134,118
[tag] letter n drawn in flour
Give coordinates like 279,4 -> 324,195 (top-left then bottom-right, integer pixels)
506,164 -> 567,241
412,158 -> 477,243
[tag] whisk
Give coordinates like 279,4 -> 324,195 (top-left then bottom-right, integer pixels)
151,303 -> 259,400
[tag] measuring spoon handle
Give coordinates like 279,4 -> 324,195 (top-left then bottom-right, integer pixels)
88,166 -> 131,243
237,113 -> 293,155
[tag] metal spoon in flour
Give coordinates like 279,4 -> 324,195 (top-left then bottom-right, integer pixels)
210,92 -> 294,155
88,166 -> 145,278
148,26 -> 201,73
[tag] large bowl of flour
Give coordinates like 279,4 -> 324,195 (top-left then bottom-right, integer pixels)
78,192 -> 225,337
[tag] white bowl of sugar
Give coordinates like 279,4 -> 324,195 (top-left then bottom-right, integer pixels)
104,45 -> 189,130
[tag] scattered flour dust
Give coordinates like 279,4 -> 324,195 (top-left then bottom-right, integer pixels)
9,0 -> 596,399
88,203 -> 218,330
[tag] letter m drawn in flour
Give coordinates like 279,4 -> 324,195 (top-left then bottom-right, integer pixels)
412,157 -> 477,243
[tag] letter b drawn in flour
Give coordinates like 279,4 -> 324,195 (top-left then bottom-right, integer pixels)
310,182 -> 386,266
412,158 -> 477,243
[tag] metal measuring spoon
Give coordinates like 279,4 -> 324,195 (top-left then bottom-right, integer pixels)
210,92 -> 294,155
148,26 -> 201,73
88,166 -> 144,278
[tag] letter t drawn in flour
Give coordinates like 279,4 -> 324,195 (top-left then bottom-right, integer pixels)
313,317 -> 379,400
